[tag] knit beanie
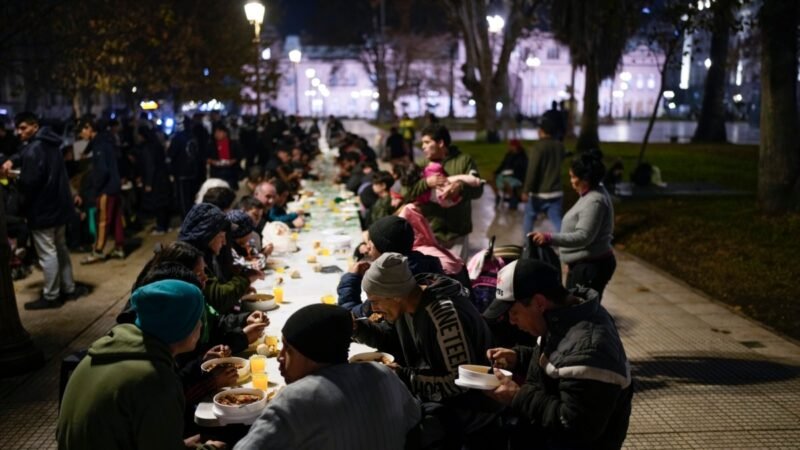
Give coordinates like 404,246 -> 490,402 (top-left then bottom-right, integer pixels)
361,252 -> 416,298
282,304 -> 351,364
131,279 -> 205,344
178,203 -> 230,247
226,210 -> 255,239
368,216 -> 414,255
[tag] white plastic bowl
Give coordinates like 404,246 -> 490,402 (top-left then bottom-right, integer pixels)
241,293 -> 277,312
457,364 -> 512,389
201,357 -> 250,379
213,388 -> 267,416
349,352 -> 395,364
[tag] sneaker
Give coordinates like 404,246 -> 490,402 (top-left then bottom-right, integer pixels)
80,252 -> 107,265
61,284 -> 90,302
110,248 -> 125,260
24,297 -> 63,310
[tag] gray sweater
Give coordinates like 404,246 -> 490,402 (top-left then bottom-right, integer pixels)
234,363 -> 420,450
551,186 -> 614,264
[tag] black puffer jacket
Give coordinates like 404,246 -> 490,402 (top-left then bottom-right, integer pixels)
86,131 -> 121,196
511,288 -> 633,450
10,127 -> 75,230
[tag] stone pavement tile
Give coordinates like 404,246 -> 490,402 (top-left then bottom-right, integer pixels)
746,430 -> 800,450
651,395 -> 741,432
657,290 -> 712,305
711,394 -> 800,431
627,399 -> 675,434
695,312 -> 762,330
764,391 -> 800,418
675,302 -> 732,316
680,430 -> 781,449
623,432 -> 692,449
750,339 -> 800,363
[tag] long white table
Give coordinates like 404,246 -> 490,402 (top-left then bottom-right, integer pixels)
196,168 -> 376,426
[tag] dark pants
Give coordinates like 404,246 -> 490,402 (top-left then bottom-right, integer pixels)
94,193 -> 124,253
175,178 -> 201,218
566,253 -> 617,302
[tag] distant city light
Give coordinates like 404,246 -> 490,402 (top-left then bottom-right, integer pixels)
668,102 -> 677,109
486,15 -> 505,34
203,68 -> 210,77
697,1 -> 704,11
165,118 -> 174,128
735,60 -> 743,86
663,90 -> 675,99
140,100 -> 159,110
733,94 -> 743,103
704,58 -> 712,69
110,112 -> 116,119
679,34 -> 692,89
305,68 -> 316,79
495,101 -> 503,112
370,101 -> 379,111
261,48 -> 271,60
360,89 -> 373,97
131,86 -> 138,93
641,7 -> 651,14
311,77 -> 321,87
372,92 -> 379,99
156,118 -> 163,126
350,91 -> 360,99
619,72 -> 632,81
288,49 -> 302,63
525,56 -> 541,68
468,99 -> 476,106
620,82 -> 629,91
612,90 -> 624,99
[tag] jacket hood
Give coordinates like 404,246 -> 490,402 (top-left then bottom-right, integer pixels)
415,272 -> 468,301
33,126 -> 63,147
178,203 -> 230,247
87,323 -> 173,366
444,144 -> 462,160
544,287 -> 601,334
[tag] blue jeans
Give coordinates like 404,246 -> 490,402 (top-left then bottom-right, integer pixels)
523,196 -> 563,237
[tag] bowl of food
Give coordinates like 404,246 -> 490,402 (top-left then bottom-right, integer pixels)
241,293 -> 277,312
213,388 -> 267,416
455,365 -> 512,390
348,352 -> 395,365
201,357 -> 250,379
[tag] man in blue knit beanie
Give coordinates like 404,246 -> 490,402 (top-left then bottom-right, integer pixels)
57,279 -> 225,450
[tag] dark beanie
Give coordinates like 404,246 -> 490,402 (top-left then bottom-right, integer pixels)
178,203 -> 230,247
226,210 -> 255,239
282,304 -> 351,364
368,216 -> 414,255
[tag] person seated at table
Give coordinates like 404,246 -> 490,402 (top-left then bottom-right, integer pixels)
338,216 -> 443,317
57,279 -> 225,450
366,170 -> 396,227
482,260 -> 633,450
226,209 -> 263,271
352,253 -> 503,449
179,203 -> 263,314
236,196 -> 274,257
234,304 -> 421,450
202,185 -> 237,212
267,178 -> 304,229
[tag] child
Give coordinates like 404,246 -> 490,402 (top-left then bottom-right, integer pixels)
414,162 -> 484,208
368,171 -> 396,226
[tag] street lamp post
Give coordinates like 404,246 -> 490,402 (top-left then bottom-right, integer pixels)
288,49 -> 302,115
244,0 -> 265,118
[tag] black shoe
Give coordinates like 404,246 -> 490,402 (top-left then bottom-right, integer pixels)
24,297 -> 63,310
62,284 -> 90,302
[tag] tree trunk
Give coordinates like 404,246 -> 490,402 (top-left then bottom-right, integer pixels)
566,63 -> 577,138
72,91 -> 82,118
758,0 -> 800,213
692,1 -> 731,143
577,60 -> 600,151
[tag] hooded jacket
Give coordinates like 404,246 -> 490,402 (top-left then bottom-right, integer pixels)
511,288 -> 633,450
10,127 -> 74,230
354,274 -> 496,403
86,131 -> 122,196
57,324 -> 205,450
404,145 -> 483,243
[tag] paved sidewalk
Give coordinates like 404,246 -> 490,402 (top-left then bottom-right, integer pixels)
2,123 -> 798,448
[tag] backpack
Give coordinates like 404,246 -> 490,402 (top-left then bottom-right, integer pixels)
522,235 -> 562,281
467,237 -> 520,313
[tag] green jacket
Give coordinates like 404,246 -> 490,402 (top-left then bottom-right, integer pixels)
405,145 -> 483,242
369,196 -> 395,227
57,324 -> 207,450
204,271 -> 250,314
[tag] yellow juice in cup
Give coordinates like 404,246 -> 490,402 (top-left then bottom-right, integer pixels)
252,372 -> 268,390
249,355 -> 266,373
273,286 -> 284,304
291,232 -> 299,241
321,248 -> 331,256
321,294 -> 336,305
276,266 -> 285,274
316,198 -> 324,206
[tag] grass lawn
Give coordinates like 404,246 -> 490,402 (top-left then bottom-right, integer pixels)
458,139 -> 800,341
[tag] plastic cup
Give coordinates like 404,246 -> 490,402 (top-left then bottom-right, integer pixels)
291,232 -> 299,241
321,248 -> 331,256
249,354 -> 266,373
321,294 -> 336,305
252,372 -> 268,390
273,286 -> 284,304
276,266 -> 285,274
